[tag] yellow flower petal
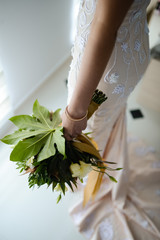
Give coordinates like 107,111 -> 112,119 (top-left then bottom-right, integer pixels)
70,161 -> 92,178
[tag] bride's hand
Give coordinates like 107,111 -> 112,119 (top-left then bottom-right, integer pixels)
61,106 -> 87,141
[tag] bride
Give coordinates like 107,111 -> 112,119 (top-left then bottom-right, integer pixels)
62,0 -> 160,239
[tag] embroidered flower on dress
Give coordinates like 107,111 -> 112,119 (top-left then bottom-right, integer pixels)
130,10 -> 142,23
105,72 -> 119,84
117,26 -> 129,42
121,42 -> 128,53
109,72 -> 119,83
134,39 -> 141,52
123,47 -> 132,64
139,50 -> 146,64
112,84 -> 125,95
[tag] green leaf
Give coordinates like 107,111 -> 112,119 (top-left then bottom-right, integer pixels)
52,182 -> 57,191
97,166 -> 123,171
57,193 -> 62,203
96,159 -> 117,164
93,168 -> 117,183
71,178 -> 77,189
33,100 -> 52,128
108,175 -> 117,183
37,133 -> 56,162
37,128 -> 65,162
66,180 -> 74,192
79,178 -> 83,183
10,115 -> 45,130
1,129 -> 48,145
54,128 -> 65,156
10,133 -> 48,162
105,161 -> 117,164
60,182 -> 65,195
107,167 -> 123,171
50,109 -> 62,128
116,168 -> 123,171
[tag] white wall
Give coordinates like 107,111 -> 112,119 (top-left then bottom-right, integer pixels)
0,0 -> 73,110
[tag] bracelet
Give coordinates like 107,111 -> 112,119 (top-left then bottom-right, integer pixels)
65,106 -> 88,122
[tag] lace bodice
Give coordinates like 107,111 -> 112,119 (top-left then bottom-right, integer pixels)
68,0 -> 150,106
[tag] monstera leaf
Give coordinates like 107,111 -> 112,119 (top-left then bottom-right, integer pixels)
1,100 -> 65,162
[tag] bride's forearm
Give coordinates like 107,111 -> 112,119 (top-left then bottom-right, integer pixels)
68,0 -> 134,118
68,20 -> 116,117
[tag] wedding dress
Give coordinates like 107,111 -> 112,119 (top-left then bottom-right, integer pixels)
67,0 -> 160,239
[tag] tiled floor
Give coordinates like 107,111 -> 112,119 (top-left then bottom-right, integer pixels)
0,57 -> 159,240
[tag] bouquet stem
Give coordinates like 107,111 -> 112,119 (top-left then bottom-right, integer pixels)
87,89 -> 107,119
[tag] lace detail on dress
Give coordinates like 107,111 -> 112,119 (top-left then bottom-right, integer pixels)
121,42 -> 129,53
77,30 -> 90,51
112,84 -> 125,95
104,72 -> 119,84
102,0 -> 149,96
134,39 -> 141,52
84,0 -> 96,14
122,46 -> 133,65
79,11 -> 87,28
68,0 -> 150,108
130,9 -> 143,23
99,218 -> 114,240
117,26 -> 129,43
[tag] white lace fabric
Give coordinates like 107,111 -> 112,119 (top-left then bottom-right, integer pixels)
68,0 -> 160,239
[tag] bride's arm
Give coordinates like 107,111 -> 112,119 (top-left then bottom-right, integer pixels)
62,0 -> 133,140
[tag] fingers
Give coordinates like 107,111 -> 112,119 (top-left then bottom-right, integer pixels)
64,134 -> 77,141
61,109 -> 87,141
63,129 -> 81,141
64,134 -> 73,141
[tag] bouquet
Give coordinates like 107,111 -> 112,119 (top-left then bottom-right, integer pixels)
1,90 -> 121,203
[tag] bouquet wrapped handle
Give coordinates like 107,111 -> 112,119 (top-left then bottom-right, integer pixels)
87,89 -> 107,119
87,101 -> 99,120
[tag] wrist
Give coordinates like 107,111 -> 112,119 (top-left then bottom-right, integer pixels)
67,105 -> 88,119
